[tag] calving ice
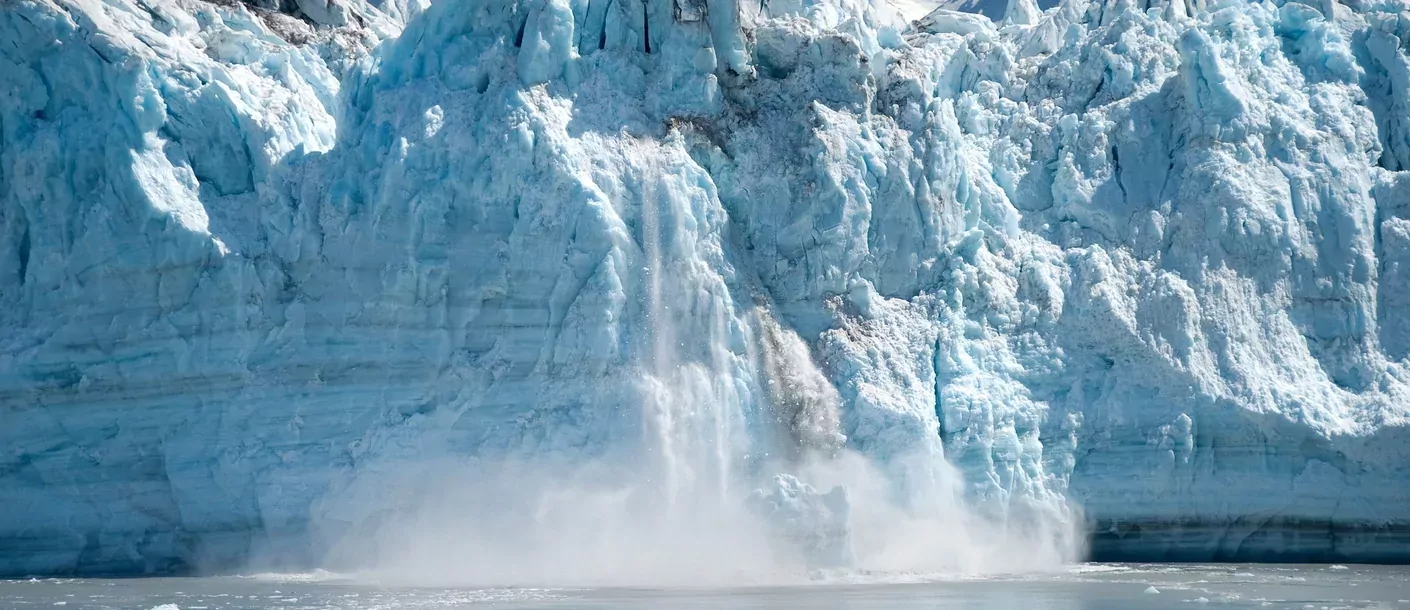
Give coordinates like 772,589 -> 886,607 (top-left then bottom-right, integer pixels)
1,0 -> 1408,579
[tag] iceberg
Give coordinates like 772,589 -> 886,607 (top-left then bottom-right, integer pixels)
1,0 -> 1409,577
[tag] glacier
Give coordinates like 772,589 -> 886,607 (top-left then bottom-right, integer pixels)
3,0 -> 1410,578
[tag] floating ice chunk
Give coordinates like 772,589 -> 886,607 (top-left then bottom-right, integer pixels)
1145,586 -> 1161,594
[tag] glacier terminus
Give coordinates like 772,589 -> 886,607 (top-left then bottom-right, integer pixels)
2,0 -> 1410,578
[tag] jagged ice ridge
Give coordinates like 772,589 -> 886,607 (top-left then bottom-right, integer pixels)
2,0 -> 1410,576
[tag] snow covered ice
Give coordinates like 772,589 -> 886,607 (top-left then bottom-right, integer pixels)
2,0 -> 1410,578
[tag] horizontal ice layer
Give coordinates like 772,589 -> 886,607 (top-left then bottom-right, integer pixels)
2,0 -> 1410,575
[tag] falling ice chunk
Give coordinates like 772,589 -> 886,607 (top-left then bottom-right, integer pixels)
748,474 -> 853,568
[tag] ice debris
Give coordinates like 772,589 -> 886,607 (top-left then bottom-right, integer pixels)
2,0 -> 1409,577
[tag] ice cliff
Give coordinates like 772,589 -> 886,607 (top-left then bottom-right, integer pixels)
3,0 -> 1410,576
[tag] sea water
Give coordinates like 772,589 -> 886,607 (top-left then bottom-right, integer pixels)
2,564 -> 1407,609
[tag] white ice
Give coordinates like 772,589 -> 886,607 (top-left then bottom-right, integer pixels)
2,0 -> 1409,577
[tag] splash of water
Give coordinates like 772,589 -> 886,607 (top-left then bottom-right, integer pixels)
316,155 -> 1079,588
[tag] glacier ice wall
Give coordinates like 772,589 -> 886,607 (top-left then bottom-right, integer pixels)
2,0 -> 1410,575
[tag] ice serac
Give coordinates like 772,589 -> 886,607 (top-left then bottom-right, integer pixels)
2,0 -> 1410,576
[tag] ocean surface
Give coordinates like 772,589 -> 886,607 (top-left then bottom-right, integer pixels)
1,564 -> 1407,609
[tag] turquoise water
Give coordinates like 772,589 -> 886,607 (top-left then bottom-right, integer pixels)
2,564 -> 1407,609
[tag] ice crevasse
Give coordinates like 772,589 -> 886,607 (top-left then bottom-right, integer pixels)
2,0 -> 1410,576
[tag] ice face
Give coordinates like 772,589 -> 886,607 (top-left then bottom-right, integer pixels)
2,0 -> 1409,577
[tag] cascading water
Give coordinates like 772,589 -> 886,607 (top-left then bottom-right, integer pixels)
9,0 -> 1406,580
314,137 -> 1079,586
637,157 -> 747,511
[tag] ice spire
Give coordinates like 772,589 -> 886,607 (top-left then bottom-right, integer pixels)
1004,0 -> 1042,25
1165,0 -> 1189,21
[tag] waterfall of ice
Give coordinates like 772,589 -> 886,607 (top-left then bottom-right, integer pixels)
638,156 -> 746,511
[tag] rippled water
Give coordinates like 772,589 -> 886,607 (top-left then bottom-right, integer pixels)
2,564 -> 1407,609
